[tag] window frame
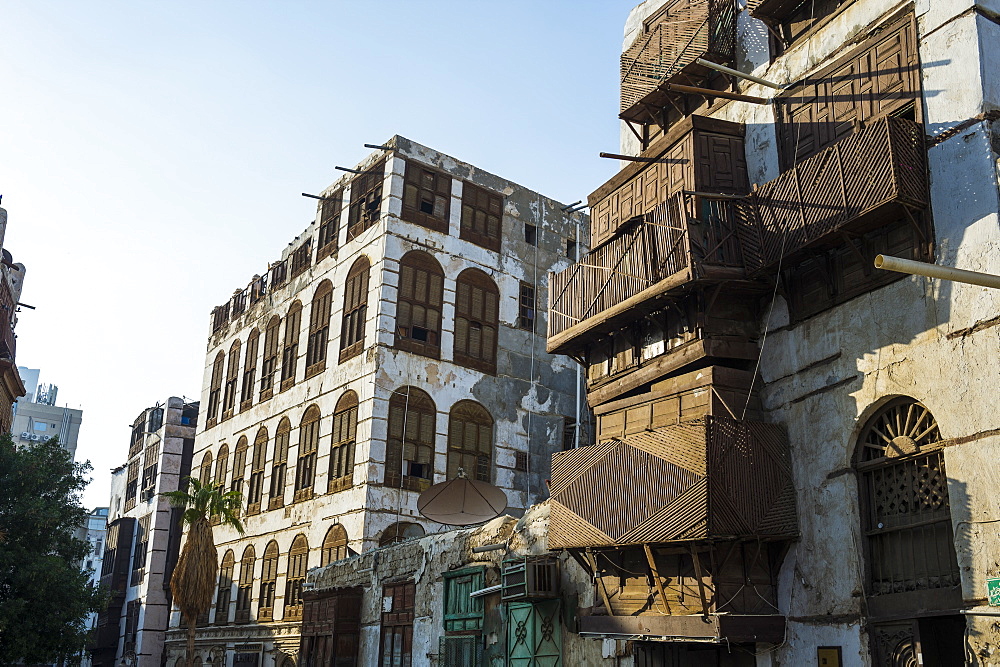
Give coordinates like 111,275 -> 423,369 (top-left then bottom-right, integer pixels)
240,329 -> 259,412
401,159 -> 451,234
340,256 -> 370,363
284,535 -> 309,621
280,302 -> 303,391
215,550 -> 236,626
329,391 -> 358,493
378,581 -> 415,667
518,281 -> 536,332
260,316 -> 281,401
453,269 -> 500,374
394,251 -> 444,359
447,401 -> 493,483
306,281 -> 333,377
460,182 -> 503,252
385,387 -> 436,492
207,352 -> 225,427
247,427 -> 268,516
347,160 -> 385,241
321,524 -> 350,566
269,418 -> 291,511
222,339 -> 240,420
234,545 -> 255,624
317,191 -> 343,260
258,541 -> 279,622
294,405 -> 321,502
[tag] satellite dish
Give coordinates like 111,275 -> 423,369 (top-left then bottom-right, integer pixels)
417,469 -> 508,526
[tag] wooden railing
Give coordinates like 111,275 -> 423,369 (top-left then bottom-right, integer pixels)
620,0 -> 737,117
738,117 -> 928,272
548,193 -> 745,341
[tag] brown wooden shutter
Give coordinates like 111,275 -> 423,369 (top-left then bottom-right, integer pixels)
453,269 -> 499,374
460,182 -> 502,252
394,251 -> 444,359
402,160 -> 451,233
340,257 -> 370,362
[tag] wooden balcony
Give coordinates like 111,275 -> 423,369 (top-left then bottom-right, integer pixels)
620,0 -> 738,124
547,193 -> 747,355
549,416 -> 796,549
738,117 -> 928,273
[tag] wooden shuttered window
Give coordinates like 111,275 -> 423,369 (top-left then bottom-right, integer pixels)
295,405 -> 321,502
321,525 -> 349,566
234,545 -> 255,624
124,460 -> 140,511
318,190 -> 343,260
329,391 -> 358,493
285,535 -> 309,621
402,160 -> 451,233
460,182 -> 503,251
280,302 -> 302,390
454,269 -> 499,374
340,257 -> 370,363
290,238 -> 313,278
269,418 -> 291,510
222,340 -> 240,420
777,13 -> 919,169
348,160 -> 385,241
260,316 -> 280,400
306,281 -> 333,377
207,352 -> 225,427
199,452 -> 213,486
215,550 -> 235,625
259,541 -> 279,622
447,401 -> 493,482
379,582 -> 416,667
395,251 -> 444,359
214,444 -> 229,487
385,387 -> 436,492
247,427 -> 268,515
231,436 -> 247,516
240,329 -> 259,411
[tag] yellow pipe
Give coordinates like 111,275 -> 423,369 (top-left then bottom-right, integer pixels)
875,254 -> 1000,289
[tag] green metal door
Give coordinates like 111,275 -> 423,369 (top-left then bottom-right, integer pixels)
506,601 -> 561,667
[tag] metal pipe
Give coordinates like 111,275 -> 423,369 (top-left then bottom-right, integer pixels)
875,255 -> 1000,289
961,609 -> 1000,616
665,83 -> 769,105
695,58 -> 783,89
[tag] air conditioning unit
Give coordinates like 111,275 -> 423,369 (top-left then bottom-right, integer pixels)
19,432 -> 29,439
142,489 -> 155,502
29,434 -> 40,441
501,557 -> 560,601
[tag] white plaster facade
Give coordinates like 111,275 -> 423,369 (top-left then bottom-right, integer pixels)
166,137 -> 588,665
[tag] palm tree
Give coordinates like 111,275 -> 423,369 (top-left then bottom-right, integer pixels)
162,477 -> 244,667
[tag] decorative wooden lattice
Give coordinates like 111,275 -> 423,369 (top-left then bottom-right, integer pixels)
620,0 -> 738,117
549,416 -> 796,549
737,117 -> 927,273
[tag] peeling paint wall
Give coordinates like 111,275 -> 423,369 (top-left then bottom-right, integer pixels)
167,137 -> 590,664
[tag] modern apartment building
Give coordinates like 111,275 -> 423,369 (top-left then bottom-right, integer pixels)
164,136 -> 587,665
12,367 -> 83,460
91,398 -> 198,667
540,0 -> 1000,665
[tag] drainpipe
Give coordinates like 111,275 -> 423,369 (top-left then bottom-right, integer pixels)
875,255 -> 1000,289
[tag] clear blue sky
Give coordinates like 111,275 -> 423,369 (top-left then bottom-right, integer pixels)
1,1 -> 637,508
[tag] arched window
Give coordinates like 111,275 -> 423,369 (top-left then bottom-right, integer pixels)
247,427 -> 267,515
214,444 -> 229,487
269,418 -> 291,510
199,451 -> 213,485
856,398 -> 959,602
329,391 -> 358,493
240,329 -> 259,409
207,352 -> 225,426
222,339 -> 241,419
340,256 -> 370,363
321,525 -> 349,566
395,251 -> 444,359
214,550 -> 235,625
306,281 -> 333,377
295,406 -> 321,502
234,545 -> 254,624
447,401 -> 493,482
453,269 -> 499,374
231,436 -> 248,515
260,316 -> 280,399
386,387 -> 435,491
259,540 -> 279,622
378,522 -> 425,547
280,302 -> 303,390
285,535 -> 309,621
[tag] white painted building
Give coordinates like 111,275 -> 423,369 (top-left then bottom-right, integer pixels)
91,397 -> 199,667
165,137 -> 588,665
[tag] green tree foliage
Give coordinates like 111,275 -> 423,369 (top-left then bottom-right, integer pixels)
0,433 -> 103,665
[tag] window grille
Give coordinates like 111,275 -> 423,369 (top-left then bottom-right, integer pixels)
305,281 -> 333,377
447,401 -> 493,482
269,419 -> 290,510
329,391 -> 358,493
518,282 -> 536,332
294,406 -> 321,502
454,269 -> 499,374
395,251 -> 444,359
340,257 -> 370,363
385,387 -> 435,492
460,182 -> 502,252
402,160 -> 451,233
347,160 -> 385,241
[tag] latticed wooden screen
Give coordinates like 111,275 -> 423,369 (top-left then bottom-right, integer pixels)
395,251 -> 444,359
340,256 -> 369,362
402,160 -> 451,233
549,417 -> 796,549
454,269 -> 499,374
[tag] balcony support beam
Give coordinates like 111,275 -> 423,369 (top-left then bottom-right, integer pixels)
690,546 -> 711,619
587,549 -> 615,617
695,58 -> 783,90
664,83 -> 769,105
644,545 -> 672,615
